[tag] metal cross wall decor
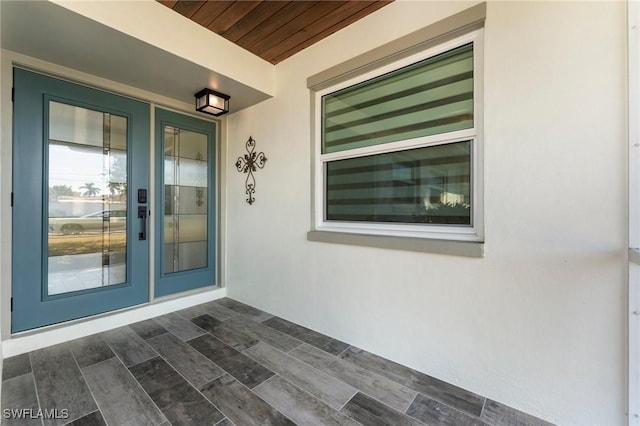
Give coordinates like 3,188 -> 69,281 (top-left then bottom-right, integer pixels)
235,136 -> 267,205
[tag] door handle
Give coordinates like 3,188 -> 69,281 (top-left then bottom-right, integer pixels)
138,206 -> 147,240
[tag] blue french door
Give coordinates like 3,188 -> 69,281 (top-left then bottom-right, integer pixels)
155,108 -> 216,297
12,69 -> 150,332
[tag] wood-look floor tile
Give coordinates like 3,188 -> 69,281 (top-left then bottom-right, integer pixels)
254,375 -> 360,425
407,394 -> 486,426
480,399 -> 554,426
147,332 -> 224,388
188,334 -> 274,389
1,373 -> 40,426
341,346 -> 485,416
2,353 -> 31,381
30,345 -> 97,425
341,392 -> 422,426
290,344 -> 417,412
226,315 -> 303,352
244,342 -> 356,410
102,326 -> 158,367
200,301 -> 239,321
129,319 -> 168,340
64,410 -> 106,426
177,304 -> 212,320
177,301 -> 237,322
82,357 -> 166,426
192,314 -> 258,351
200,374 -> 294,426
263,316 -> 349,355
68,334 -> 115,368
154,312 -> 206,341
130,357 -> 224,426
214,298 -> 273,322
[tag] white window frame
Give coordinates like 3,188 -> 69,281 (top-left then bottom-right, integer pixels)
313,30 -> 484,242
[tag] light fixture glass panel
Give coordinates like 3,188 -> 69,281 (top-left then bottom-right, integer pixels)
203,105 -> 222,114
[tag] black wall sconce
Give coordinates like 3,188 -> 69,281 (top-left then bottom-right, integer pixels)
195,88 -> 230,116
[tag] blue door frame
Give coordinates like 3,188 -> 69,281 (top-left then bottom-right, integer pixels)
154,108 -> 217,297
12,69 -> 150,332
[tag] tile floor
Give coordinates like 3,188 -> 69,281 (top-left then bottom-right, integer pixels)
1,298 -> 553,425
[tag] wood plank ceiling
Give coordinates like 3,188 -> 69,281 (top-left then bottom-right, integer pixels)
157,1 -> 393,65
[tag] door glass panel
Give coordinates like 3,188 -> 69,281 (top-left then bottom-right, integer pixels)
163,126 -> 208,273
47,101 -> 127,296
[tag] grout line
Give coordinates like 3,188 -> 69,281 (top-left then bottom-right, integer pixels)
336,345 -> 352,358
99,329 -> 169,423
149,329 -> 227,388
291,343 -> 426,420
336,347 -> 489,419
154,314 -> 207,341
186,330 -> 275,393
26,352 -> 45,426
337,389 -> 359,412
61,410 -> 101,426
404,391 -> 419,414
225,314 -> 304,352
480,397 -> 487,418
250,373 -> 276,393
255,371 -> 364,423
147,350 -> 228,423
72,351 -> 108,426
117,357 -> 169,425
243,341 -> 360,413
407,392 -> 486,425
285,341 -> 305,353
232,372 -> 295,423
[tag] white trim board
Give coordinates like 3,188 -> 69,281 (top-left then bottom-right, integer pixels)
2,287 -> 226,358
629,0 -> 640,423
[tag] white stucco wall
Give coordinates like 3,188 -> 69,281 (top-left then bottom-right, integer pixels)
225,1 -> 627,424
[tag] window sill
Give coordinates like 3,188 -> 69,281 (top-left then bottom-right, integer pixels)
307,230 -> 484,258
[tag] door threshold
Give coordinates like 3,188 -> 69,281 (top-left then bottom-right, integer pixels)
2,286 -> 226,358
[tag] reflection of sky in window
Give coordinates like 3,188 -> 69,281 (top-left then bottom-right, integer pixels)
49,144 -> 107,193
48,101 -> 128,194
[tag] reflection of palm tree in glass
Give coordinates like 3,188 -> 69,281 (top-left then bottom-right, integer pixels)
49,184 -> 74,201
108,156 -> 127,201
107,181 -> 127,199
80,182 -> 100,197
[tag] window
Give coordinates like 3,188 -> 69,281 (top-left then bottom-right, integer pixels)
314,31 -> 483,242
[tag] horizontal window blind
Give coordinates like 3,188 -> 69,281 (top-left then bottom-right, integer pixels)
322,43 -> 474,154
326,141 -> 471,225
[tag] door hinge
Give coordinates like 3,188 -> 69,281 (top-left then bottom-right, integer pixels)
11,192 -> 13,207
11,87 -> 14,102
11,297 -> 13,312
